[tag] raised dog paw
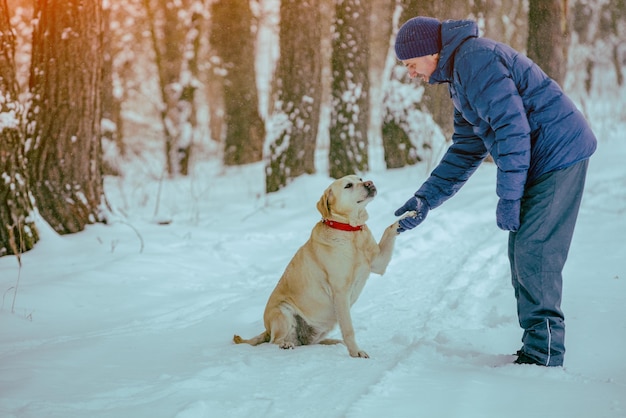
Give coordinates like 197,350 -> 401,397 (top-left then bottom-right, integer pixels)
399,210 -> 418,220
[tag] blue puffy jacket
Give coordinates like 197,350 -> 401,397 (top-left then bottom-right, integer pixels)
415,20 -> 597,208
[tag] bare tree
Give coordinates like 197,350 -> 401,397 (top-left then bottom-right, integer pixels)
143,0 -> 204,176
573,0 -> 626,92
328,0 -> 371,179
0,0 -> 38,256
101,1 -> 125,174
210,0 -> 265,167
605,0 -> 626,87
265,0 -> 322,192
26,0 -> 105,234
527,0 -> 570,86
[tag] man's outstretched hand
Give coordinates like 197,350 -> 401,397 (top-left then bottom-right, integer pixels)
394,196 -> 429,233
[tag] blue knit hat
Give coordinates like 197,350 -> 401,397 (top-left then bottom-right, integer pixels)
395,17 -> 442,60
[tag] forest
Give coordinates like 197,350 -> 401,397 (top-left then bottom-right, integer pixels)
1,2 -> 625,415
1,0 -> 625,257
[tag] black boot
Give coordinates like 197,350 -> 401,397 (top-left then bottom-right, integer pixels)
514,351 -> 543,366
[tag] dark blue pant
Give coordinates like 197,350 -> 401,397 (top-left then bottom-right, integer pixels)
508,159 -> 589,366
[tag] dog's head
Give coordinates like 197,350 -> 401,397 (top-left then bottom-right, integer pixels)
316,175 -> 377,226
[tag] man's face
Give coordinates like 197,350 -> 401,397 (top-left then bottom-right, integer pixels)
402,54 -> 439,82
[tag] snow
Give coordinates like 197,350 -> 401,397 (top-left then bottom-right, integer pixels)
0,109 -> 19,132
1,121 -> 625,417
2,5 -> 625,414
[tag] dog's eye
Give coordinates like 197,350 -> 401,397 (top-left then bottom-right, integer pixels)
344,183 -> 353,189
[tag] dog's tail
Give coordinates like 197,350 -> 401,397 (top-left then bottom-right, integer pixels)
233,331 -> 270,346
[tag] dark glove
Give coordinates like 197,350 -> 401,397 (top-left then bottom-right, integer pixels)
394,196 -> 429,233
496,198 -> 521,231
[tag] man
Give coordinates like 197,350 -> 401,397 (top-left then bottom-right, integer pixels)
393,16 -> 597,366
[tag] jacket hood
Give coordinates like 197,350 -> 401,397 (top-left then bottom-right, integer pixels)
430,19 -> 479,84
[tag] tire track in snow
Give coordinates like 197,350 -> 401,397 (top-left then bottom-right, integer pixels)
338,198 -> 515,416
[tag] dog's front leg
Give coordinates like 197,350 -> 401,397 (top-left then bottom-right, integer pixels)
370,221 -> 399,275
334,294 -> 369,358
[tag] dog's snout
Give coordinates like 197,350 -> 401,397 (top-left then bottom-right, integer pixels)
363,180 -> 377,197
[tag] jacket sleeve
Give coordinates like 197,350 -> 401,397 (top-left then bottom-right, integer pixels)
459,47 -> 531,201
415,109 -> 488,209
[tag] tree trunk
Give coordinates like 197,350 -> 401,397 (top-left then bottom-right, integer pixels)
143,0 -> 200,177
265,0 -> 322,193
328,0 -> 371,179
381,118 -> 421,169
606,0 -> 625,87
210,0 -> 265,166
177,5 -> 204,175
26,0 -> 105,235
0,0 -> 39,256
528,0 -> 570,87
101,2 -> 125,175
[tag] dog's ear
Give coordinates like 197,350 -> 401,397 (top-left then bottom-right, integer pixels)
317,188 -> 333,219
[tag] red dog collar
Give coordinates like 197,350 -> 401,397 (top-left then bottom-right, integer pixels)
322,219 -> 363,232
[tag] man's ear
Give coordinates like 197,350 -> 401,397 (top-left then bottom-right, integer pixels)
317,188 -> 333,219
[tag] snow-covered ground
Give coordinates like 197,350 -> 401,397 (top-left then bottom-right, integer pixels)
2,5 -> 625,412
1,117 -> 625,417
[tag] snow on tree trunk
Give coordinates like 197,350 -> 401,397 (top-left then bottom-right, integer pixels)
144,0 -> 204,177
26,0 -> 105,235
265,0 -> 322,193
382,67 -> 444,169
328,0 -> 371,179
0,0 -> 38,256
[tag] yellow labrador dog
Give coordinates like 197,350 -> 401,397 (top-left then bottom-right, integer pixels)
233,175 -> 401,358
